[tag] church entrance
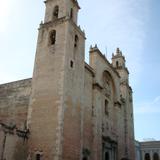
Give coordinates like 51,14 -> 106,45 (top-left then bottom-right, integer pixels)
144,153 -> 150,160
105,151 -> 110,160
153,153 -> 159,160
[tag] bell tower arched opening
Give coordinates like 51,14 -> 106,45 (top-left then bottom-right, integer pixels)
53,5 -> 59,19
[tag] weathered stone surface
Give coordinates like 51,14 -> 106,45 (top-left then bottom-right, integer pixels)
0,79 -> 31,126
0,79 -> 31,160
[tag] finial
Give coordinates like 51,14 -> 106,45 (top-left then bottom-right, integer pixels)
112,53 -> 114,57
116,48 -> 120,55
95,44 -> 98,48
90,45 -> 93,50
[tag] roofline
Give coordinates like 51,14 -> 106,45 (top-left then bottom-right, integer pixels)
89,47 -> 120,78
0,78 -> 32,86
85,62 -> 95,77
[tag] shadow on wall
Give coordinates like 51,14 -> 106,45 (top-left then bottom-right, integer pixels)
13,141 -> 28,160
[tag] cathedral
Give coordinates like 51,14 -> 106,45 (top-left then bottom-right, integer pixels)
0,0 -> 135,160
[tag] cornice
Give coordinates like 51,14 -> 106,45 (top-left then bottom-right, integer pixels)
40,17 -> 86,39
85,63 -> 95,77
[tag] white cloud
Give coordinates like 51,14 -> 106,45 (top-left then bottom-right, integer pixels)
134,96 -> 160,114
100,0 -> 151,86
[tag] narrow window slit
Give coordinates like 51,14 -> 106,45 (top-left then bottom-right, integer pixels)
70,60 -> 74,68
74,35 -> 79,48
70,8 -> 73,19
105,99 -> 109,116
49,30 -> 56,45
53,6 -> 59,19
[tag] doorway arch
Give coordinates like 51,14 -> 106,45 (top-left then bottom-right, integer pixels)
145,153 -> 151,160
105,152 -> 109,160
153,153 -> 159,160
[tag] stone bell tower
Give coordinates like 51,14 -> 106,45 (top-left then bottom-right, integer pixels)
27,0 -> 85,159
112,48 -> 129,84
112,48 -> 135,159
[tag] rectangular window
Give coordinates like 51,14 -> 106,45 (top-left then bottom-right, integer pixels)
70,60 -> 74,68
105,100 -> 109,116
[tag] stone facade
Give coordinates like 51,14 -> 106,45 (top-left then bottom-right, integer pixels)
0,79 -> 31,160
140,141 -> 160,160
0,0 -> 135,160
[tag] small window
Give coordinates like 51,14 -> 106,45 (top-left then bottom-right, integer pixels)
70,60 -> 73,68
74,35 -> 79,48
116,61 -> 119,67
92,106 -> 94,116
49,30 -> 56,45
53,6 -> 59,19
105,100 -> 109,115
70,8 -> 73,19
36,154 -> 41,160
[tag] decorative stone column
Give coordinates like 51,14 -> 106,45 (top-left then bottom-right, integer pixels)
141,151 -> 145,160
150,150 -> 153,160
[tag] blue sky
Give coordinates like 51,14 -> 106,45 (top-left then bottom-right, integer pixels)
0,0 -> 160,141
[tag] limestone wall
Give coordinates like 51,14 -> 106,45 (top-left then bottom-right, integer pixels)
0,78 -> 31,160
83,66 -> 94,159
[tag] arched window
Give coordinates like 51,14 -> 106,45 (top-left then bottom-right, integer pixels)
74,35 -> 79,48
70,8 -> 73,19
53,5 -> 59,19
145,153 -> 151,160
49,30 -> 56,45
116,61 -> 119,68
153,153 -> 159,160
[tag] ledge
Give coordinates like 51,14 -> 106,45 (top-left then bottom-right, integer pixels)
93,82 -> 103,91
85,63 -> 95,77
